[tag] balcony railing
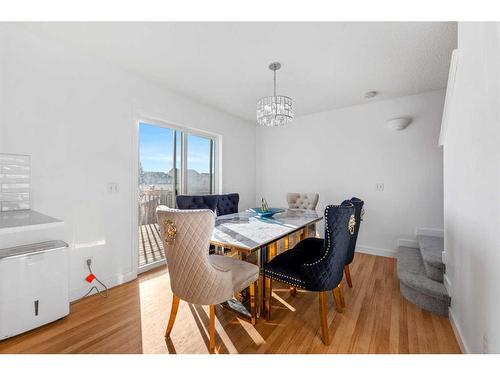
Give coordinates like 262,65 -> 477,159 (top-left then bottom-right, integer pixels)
139,187 -> 175,225
138,186 -> 173,268
138,185 -> 212,269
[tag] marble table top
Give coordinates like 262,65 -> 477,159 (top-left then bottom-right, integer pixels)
211,208 -> 323,251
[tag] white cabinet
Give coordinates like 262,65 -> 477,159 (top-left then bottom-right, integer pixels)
0,241 -> 69,340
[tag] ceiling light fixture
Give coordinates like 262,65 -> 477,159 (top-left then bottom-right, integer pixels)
256,62 -> 294,127
386,117 -> 413,131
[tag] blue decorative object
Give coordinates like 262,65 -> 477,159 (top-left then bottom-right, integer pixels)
250,207 -> 284,218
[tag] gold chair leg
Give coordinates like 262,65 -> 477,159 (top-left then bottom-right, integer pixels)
344,264 -> 353,288
249,281 -> 257,325
209,305 -> 216,354
290,286 -> 297,296
165,294 -> 180,338
318,291 -> 330,345
339,282 -> 345,309
332,286 -> 344,313
265,276 -> 272,320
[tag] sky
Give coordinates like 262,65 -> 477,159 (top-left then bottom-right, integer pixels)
139,122 -> 212,173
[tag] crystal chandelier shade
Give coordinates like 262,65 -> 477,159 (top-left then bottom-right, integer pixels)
256,95 -> 294,127
256,62 -> 294,127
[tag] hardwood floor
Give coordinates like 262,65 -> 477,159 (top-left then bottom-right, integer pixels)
0,253 -> 461,354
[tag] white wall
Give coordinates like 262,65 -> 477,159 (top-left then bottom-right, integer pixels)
0,25 -> 256,300
256,90 -> 445,255
443,23 -> 500,353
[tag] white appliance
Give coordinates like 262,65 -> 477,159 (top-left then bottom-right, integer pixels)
0,240 -> 69,340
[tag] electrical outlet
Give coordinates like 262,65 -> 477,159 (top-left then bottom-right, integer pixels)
375,183 -> 384,191
84,257 -> 93,270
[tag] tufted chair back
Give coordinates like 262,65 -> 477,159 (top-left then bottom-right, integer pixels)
300,203 -> 354,291
287,193 -> 319,210
156,206 -> 234,305
176,194 -> 218,212
342,197 -> 364,265
216,193 -> 239,216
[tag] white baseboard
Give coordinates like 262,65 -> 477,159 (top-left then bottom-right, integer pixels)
415,227 -> 444,238
398,239 -> 419,248
69,270 -> 137,302
356,245 -> 398,259
443,273 -> 452,295
449,307 -> 470,354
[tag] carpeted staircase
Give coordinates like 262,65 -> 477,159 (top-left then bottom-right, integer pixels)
397,235 -> 450,316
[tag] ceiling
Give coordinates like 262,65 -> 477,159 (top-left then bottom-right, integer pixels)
18,22 -> 457,123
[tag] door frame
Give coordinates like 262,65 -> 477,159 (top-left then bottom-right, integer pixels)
131,114 -> 222,276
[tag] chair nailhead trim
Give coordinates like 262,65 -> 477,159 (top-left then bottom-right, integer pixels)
302,203 -> 354,268
265,270 -> 303,287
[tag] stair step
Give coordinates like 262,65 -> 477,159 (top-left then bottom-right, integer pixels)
397,246 -> 450,316
417,235 -> 445,282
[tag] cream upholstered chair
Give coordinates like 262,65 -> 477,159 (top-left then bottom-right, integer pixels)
286,192 -> 319,210
156,206 -> 259,353
286,192 -> 320,241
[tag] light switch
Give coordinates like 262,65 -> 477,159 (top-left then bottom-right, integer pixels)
107,183 -> 119,193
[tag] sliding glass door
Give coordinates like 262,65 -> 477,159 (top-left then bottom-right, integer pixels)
138,120 -> 217,271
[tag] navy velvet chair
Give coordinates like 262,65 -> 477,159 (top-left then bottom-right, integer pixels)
342,197 -> 364,288
216,193 -> 239,216
263,202 -> 355,345
176,195 -> 219,212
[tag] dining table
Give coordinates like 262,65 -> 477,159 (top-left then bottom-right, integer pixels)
210,208 -> 323,318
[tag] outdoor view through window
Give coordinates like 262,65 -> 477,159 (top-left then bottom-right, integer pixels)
138,121 -> 216,268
